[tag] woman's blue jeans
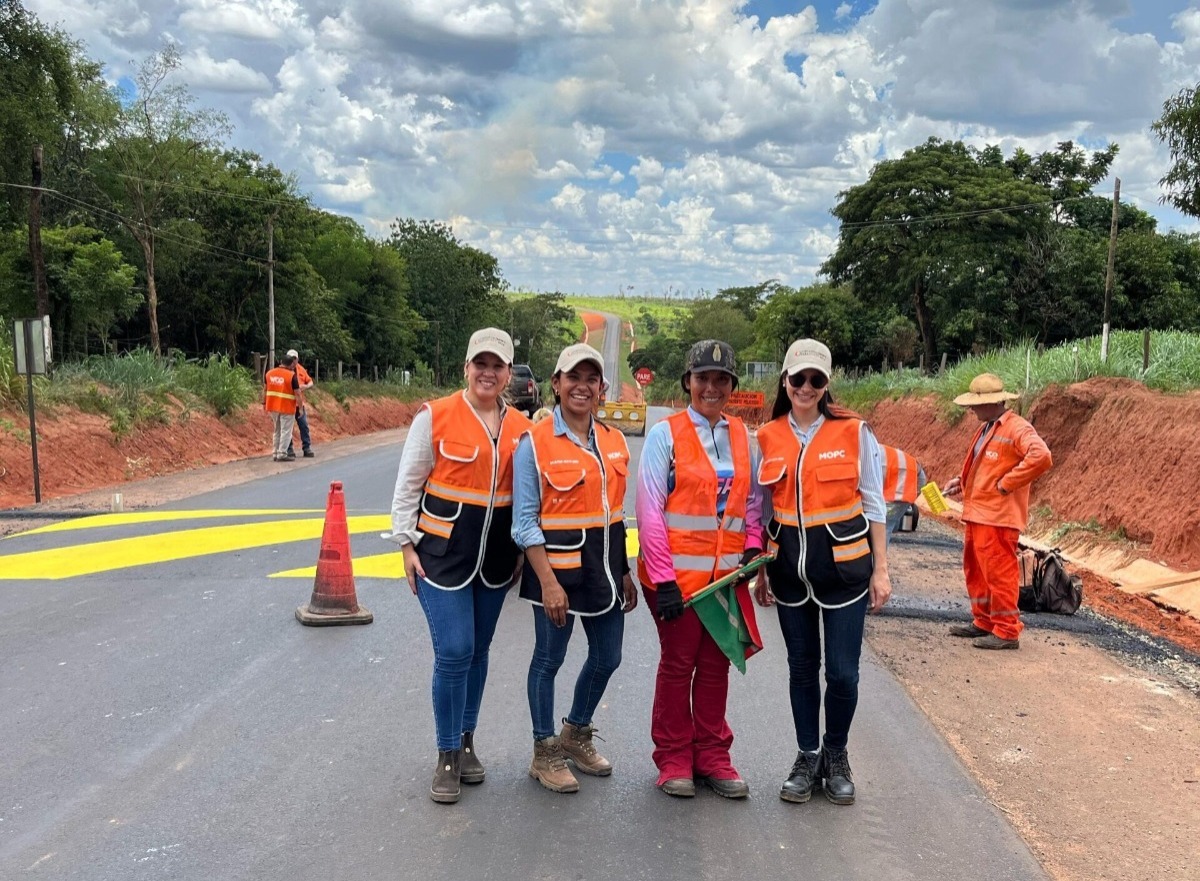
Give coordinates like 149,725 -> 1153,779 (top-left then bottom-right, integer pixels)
528,603 -> 625,741
415,575 -> 511,751
776,594 -> 868,752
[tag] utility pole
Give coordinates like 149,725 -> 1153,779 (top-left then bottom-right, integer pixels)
267,214 -> 276,367
1102,177 -> 1120,363
29,145 -> 49,319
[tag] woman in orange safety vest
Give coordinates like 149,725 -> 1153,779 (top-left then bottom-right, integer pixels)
512,344 -> 637,794
389,328 -> 532,805
635,339 -> 764,800
754,339 -> 891,808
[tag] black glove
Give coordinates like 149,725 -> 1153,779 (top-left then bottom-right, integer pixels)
655,581 -> 685,621
739,548 -> 760,567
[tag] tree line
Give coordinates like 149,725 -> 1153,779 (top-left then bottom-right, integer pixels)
1,3 -> 552,384
631,133 -> 1200,381
5,1 -> 1200,391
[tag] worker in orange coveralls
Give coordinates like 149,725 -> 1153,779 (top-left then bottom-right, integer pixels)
943,373 -> 1052,650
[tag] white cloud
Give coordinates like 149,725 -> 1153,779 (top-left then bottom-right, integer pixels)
20,0 -> 1200,295
178,0 -> 302,41
181,48 -> 273,92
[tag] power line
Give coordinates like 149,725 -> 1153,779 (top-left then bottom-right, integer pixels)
7,180 -> 1101,242
107,171 -> 304,207
2,182 -> 268,263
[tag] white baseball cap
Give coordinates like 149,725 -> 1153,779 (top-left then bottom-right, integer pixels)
286,348 -> 299,358
782,338 -> 833,378
554,343 -> 605,379
465,327 -> 515,364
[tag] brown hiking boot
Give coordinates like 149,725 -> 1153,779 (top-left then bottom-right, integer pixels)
460,731 -> 485,784
560,720 -> 612,776
529,736 -> 580,793
949,623 -> 990,638
974,633 -> 1020,650
430,749 -> 461,804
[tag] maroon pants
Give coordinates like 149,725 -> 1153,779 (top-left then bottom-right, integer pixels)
644,587 -> 739,784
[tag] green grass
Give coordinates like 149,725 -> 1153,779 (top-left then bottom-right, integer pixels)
173,354 -> 259,416
834,330 -> 1200,412
563,295 -> 687,335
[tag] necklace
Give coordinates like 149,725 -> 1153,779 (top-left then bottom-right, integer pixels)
480,408 -> 501,438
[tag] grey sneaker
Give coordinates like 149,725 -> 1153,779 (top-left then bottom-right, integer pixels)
698,775 -> 749,799
949,623 -> 990,638
659,777 -> 696,798
974,633 -> 1020,650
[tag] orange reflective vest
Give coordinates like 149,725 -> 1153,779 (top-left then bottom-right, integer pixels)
264,366 -> 297,414
960,408 -> 1052,530
636,409 -> 751,600
416,391 -> 532,589
881,444 -> 920,504
757,415 -> 873,607
518,417 -> 630,615
295,362 -> 312,386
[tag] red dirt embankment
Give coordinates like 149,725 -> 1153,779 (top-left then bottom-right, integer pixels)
867,377 -> 1200,572
0,395 -> 420,509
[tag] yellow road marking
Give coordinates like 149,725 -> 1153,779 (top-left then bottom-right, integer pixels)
10,510 -> 323,537
271,529 -> 643,579
0,515 -> 390,580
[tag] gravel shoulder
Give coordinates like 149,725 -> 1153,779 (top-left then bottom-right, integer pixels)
872,520 -> 1200,881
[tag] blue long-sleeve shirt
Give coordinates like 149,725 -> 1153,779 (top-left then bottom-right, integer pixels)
511,406 -> 597,550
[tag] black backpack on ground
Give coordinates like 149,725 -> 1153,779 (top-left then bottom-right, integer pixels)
1018,547 -> 1083,615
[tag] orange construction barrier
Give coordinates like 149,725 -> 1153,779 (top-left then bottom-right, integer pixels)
296,481 -> 374,626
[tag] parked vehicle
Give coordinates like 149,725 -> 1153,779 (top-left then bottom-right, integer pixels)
507,364 -> 542,415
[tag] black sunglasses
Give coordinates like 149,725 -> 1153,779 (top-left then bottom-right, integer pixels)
786,371 -> 829,390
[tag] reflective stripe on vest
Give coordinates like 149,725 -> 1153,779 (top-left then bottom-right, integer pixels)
264,367 -> 297,414
527,417 -> 629,579
757,415 -> 864,530
638,409 -> 751,600
416,391 -> 531,589
882,445 -> 919,504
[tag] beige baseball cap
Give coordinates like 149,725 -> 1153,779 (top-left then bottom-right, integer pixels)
286,348 -> 299,358
554,343 -> 605,379
465,327 -> 515,364
782,338 -> 833,378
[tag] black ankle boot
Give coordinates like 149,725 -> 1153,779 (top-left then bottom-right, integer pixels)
460,731 -> 485,784
820,746 -> 855,805
430,749 -> 461,804
780,750 -> 821,803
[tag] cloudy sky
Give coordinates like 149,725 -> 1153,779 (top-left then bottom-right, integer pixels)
28,0 -> 1200,297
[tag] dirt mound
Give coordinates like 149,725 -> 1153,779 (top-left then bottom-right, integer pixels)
869,377 -> 1200,570
0,394 -> 420,509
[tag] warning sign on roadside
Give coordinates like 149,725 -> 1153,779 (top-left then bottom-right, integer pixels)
727,390 -> 764,409
725,389 -> 766,427
634,366 -> 655,386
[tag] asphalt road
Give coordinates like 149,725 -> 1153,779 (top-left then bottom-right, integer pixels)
595,311 -> 622,390
0,408 -> 1047,881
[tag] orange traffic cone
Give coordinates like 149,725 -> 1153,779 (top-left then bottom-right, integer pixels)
296,481 -> 373,626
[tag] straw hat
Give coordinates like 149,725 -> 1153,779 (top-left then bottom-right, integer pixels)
953,373 -> 1020,406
